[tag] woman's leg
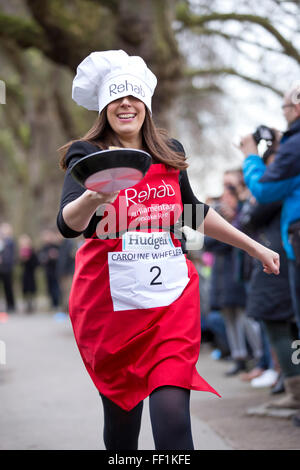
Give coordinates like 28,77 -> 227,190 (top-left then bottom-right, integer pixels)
100,393 -> 144,450
263,320 -> 300,379
149,386 -> 194,450
243,315 -> 263,361
222,307 -> 248,359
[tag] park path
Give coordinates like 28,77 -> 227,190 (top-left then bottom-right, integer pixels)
1,312 -> 299,450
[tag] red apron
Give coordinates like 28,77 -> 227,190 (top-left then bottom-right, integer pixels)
69,163 -> 220,411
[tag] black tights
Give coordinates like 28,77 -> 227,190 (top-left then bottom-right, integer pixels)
100,386 -> 194,450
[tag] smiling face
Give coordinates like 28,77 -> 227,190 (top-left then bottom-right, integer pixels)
106,95 -> 146,148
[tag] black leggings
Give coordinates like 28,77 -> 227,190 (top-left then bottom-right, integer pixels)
100,386 -> 194,450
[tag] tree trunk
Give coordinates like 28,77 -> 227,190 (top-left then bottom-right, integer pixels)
115,0 -> 183,126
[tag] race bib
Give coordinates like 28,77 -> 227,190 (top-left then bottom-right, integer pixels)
108,232 -> 190,311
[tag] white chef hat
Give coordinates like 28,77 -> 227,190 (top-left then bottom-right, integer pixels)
72,50 -> 157,114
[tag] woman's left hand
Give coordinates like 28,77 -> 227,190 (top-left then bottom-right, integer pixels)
252,245 -> 280,275
203,207 -> 280,276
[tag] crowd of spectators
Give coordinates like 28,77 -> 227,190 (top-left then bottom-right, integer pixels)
0,224 -> 76,315
193,84 -> 300,427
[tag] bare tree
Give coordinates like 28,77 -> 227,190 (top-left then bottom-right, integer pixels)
0,0 -> 299,234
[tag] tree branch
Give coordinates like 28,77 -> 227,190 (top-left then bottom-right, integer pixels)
23,0 -> 118,69
185,67 -> 283,96
0,12 -> 49,53
189,26 -> 283,55
25,0 -> 87,68
88,0 -> 119,13
176,4 -> 300,63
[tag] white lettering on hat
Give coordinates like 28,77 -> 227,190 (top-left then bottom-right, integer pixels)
72,50 -> 157,113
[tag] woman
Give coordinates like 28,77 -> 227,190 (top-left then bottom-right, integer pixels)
57,50 -> 279,450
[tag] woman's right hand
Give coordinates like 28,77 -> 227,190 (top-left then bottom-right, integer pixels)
62,189 -> 120,233
86,189 -> 120,205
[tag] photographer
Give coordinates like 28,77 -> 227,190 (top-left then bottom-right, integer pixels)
239,85 -> 300,427
240,84 -> 300,338
240,146 -> 299,395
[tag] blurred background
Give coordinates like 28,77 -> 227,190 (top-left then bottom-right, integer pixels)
0,0 -> 299,310
0,0 -> 299,235
1,0 -> 300,450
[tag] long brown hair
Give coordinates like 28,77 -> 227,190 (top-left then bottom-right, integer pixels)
58,107 -> 188,171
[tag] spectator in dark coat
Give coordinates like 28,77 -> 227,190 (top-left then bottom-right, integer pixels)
38,229 -> 61,310
56,238 -> 76,314
240,147 -> 300,404
204,185 -> 263,376
18,234 -> 39,313
0,223 -> 16,312
187,249 -> 230,358
242,199 -> 294,323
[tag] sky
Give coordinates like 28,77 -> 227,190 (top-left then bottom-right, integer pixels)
186,78 -> 287,201
180,1 -> 300,201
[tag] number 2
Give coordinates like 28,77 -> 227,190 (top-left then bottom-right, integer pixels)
150,266 -> 163,285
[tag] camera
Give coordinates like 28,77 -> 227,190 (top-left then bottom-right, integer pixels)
252,125 -> 276,145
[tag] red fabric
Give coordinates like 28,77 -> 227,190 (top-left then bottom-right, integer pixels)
68,164 -> 220,411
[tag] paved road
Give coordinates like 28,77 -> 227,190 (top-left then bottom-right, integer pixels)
0,312 -> 299,450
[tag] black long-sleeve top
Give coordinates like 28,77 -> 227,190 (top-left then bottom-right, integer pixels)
57,139 -> 209,239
